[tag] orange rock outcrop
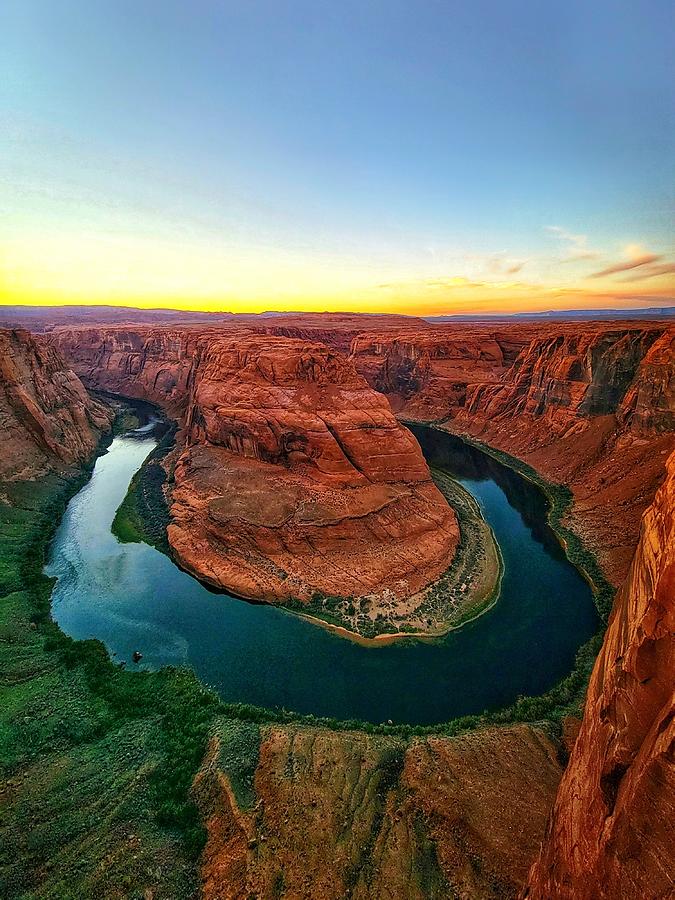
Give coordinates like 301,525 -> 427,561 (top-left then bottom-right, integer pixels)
172,335 -> 458,602
51,326 -> 458,606
525,449 -> 675,899
347,320 -> 675,584
0,328 -> 111,480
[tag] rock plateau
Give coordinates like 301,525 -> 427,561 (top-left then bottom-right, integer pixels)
51,326 -> 459,614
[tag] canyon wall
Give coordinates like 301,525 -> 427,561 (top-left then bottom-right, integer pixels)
347,321 -> 675,584
194,721 -> 563,900
51,326 -> 458,609
525,449 -> 675,899
51,325 -> 207,413
35,315 -> 675,896
0,328 -> 111,480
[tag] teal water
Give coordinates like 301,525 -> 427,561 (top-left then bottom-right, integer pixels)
46,422 -> 598,725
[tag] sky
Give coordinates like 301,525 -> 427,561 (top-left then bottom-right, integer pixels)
1,0 -> 674,316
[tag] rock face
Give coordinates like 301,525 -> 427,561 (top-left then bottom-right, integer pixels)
52,326 -> 458,608
525,449 -> 675,899
172,335 -> 458,603
194,722 -> 563,900
0,328 -> 111,480
348,321 -> 675,584
51,326 -> 205,413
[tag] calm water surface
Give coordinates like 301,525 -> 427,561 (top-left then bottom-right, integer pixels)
46,423 -> 598,725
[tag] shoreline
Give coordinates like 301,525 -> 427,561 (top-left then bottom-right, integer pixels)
280,469 -> 505,645
5,401 -> 610,740
290,537 -> 504,648
399,417 -> 614,620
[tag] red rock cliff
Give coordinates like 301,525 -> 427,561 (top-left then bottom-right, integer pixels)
525,449 -> 675,899
349,321 -> 675,584
52,326 -> 458,608
0,328 -> 111,480
172,334 -> 458,604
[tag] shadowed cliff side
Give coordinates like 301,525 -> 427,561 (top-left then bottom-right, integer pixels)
0,329 -> 112,480
525,449 -> 675,900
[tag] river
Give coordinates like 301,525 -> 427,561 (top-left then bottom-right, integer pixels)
45,421 -> 598,725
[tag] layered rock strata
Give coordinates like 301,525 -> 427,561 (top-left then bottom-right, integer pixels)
35,314 -> 675,896
172,336 -> 458,604
52,327 -> 459,612
525,449 -> 675,899
0,328 -> 111,480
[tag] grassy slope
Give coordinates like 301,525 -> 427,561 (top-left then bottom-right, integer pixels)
0,470 -> 214,898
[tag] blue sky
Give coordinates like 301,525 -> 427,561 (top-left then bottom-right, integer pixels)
1,0 -> 673,312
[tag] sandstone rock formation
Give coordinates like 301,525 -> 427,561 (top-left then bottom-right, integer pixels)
0,328 -> 111,480
50,316 -> 675,608
525,449 -> 675,899
347,321 -> 675,584
172,335 -> 458,604
194,721 -> 563,900
28,313 -> 675,896
51,325 -> 205,413
52,326 -> 458,612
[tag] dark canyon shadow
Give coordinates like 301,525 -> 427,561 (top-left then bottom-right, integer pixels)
408,423 -> 567,561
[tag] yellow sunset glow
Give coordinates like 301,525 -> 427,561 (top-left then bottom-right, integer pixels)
2,232 -> 674,317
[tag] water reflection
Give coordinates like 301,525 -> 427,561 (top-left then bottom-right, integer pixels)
408,424 -> 566,560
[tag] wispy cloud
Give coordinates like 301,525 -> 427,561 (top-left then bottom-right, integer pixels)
590,244 -> 662,278
486,255 -> 527,275
620,261 -> 675,282
545,226 -> 600,261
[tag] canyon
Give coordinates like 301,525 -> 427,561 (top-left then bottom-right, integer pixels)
253,316 -> 674,587
52,316 -> 674,592
49,327 -> 460,632
1,314 -> 673,898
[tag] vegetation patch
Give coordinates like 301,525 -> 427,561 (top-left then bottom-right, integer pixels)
212,718 -> 261,812
111,421 -> 176,553
0,464 -> 211,896
0,404 -> 619,895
